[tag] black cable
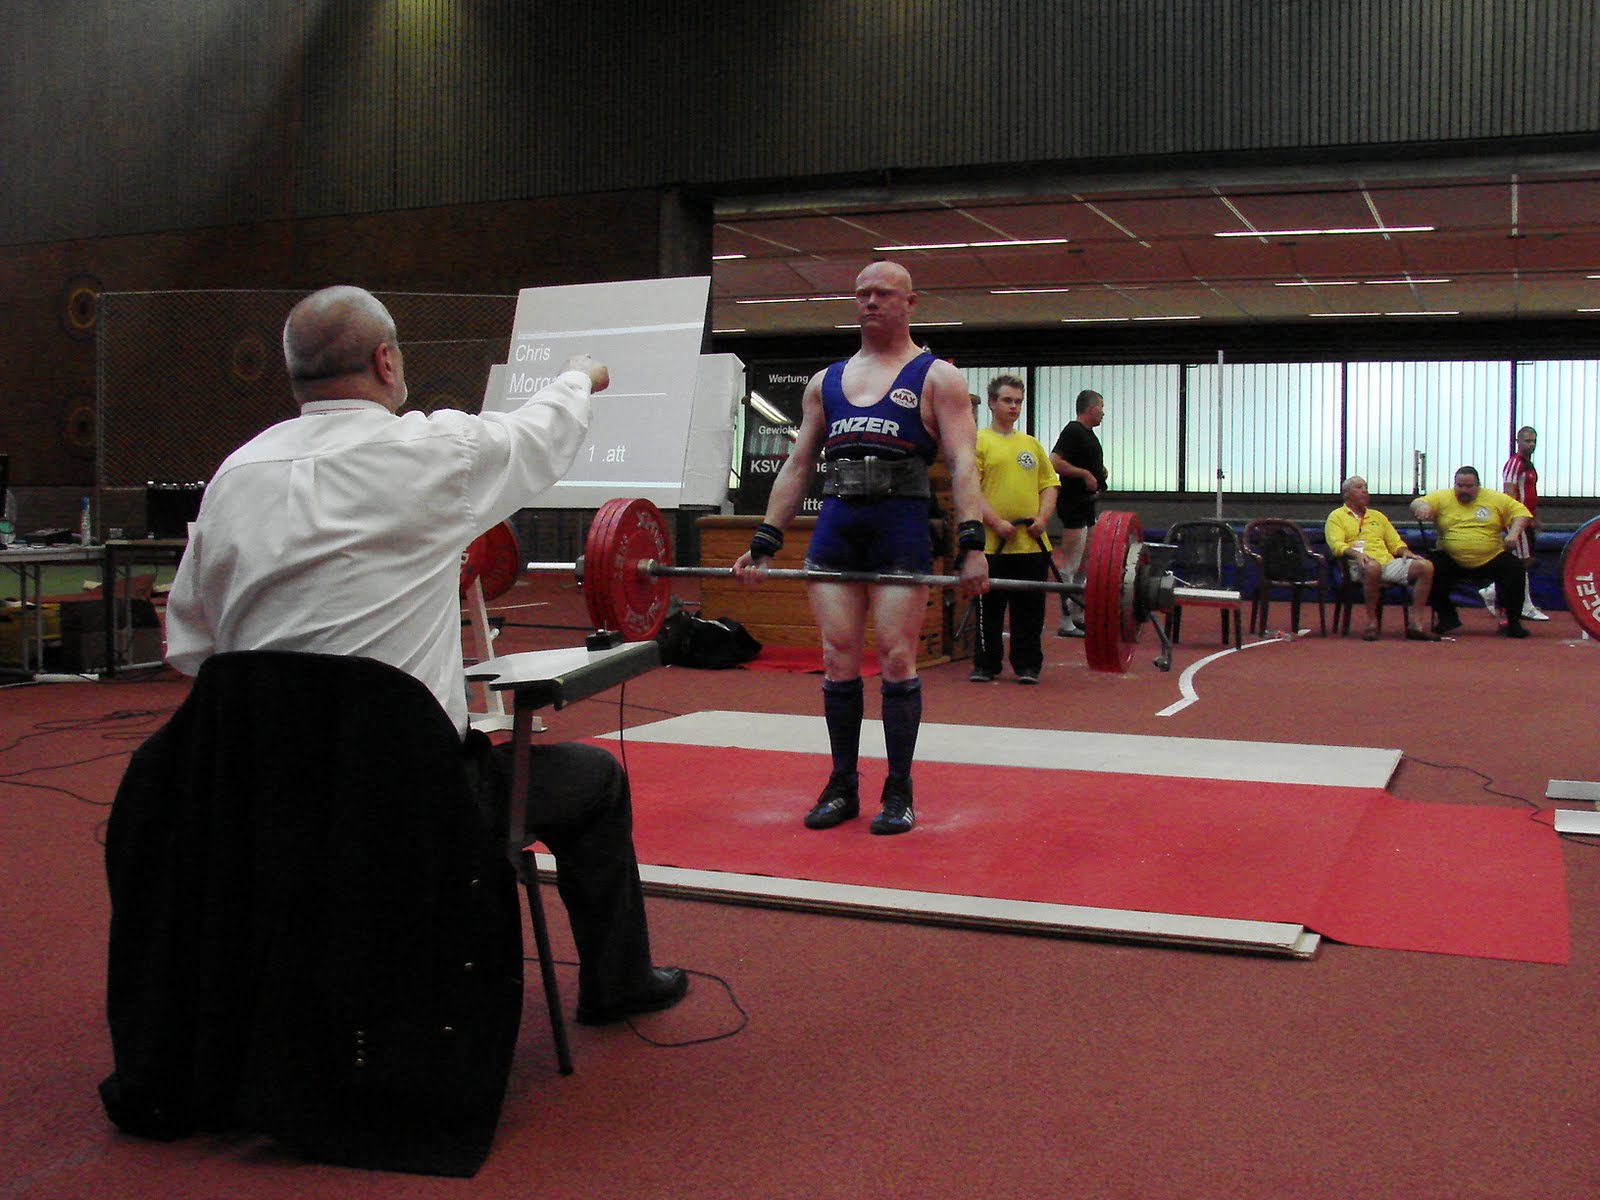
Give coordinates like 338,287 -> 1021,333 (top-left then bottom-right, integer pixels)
0,747 -> 146,780
574,694 -> 682,721
1403,753 -> 1600,849
616,681 -> 629,781
530,957 -> 750,1047
0,707 -> 172,847
0,706 -> 171,760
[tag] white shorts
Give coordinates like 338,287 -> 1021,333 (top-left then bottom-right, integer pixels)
1349,557 -> 1413,586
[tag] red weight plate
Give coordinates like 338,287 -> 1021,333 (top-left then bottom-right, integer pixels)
595,498 -> 674,641
611,502 -> 668,643
475,521 -> 523,601
1560,514 -> 1600,640
1082,510 -> 1143,674
583,499 -> 629,632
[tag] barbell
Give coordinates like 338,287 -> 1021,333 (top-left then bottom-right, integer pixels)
462,497 -> 1257,674
465,504 -> 1600,669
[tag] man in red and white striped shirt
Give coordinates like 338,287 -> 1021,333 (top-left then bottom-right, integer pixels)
1481,426 -> 1549,621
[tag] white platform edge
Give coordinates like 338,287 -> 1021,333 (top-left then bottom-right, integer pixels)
530,853 -> 1321,959
1545,779 -> 1600,804
605,710 -> 1401,790
1552,809 -> 1600,835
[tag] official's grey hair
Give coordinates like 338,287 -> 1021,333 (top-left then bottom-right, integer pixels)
283,286 -> 397,382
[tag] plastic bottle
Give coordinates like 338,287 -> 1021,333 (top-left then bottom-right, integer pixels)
79,496 -> 93,546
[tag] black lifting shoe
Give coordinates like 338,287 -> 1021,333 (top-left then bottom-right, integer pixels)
804,771 -> 860,829
870,776 -> 915,836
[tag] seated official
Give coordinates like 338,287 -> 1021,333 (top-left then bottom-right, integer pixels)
163,285 -> 687,1024
1325,476 -> 1439,641
1409,466 -> 1533,639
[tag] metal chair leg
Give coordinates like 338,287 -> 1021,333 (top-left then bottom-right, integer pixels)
520,849 -> 573,1075
508,700 -> 573,1075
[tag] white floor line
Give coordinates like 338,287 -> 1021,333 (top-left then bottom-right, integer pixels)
608,709 -> 1401,789
1155,634 -> 1287,719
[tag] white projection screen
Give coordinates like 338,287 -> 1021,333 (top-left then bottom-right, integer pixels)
483,276 -> 712,509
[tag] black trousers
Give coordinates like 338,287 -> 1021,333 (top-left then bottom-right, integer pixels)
974,551 -> 1051,676
1426,548 -> 1526,626
468,739 -> 653,1011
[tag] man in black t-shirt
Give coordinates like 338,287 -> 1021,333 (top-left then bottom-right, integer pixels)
1048,389 -> 1107,636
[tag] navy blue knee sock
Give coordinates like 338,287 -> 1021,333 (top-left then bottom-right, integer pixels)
880,677 -> 923,781
821,676 -> 864,779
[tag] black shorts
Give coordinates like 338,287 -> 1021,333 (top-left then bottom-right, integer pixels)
1056,499 -> 1098,531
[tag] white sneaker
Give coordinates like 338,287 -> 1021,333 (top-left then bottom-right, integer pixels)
1478,584 -> 1498,617
1522,603 -> 1551,621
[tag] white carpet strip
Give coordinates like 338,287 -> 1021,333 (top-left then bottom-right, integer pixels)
530,854 -> 1321,958
603,710 -> 1401,790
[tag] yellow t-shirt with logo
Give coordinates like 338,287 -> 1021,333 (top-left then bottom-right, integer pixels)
1421,487 -> 1531,569
1324,506 -> 1406,566
976,427 -> 1060,554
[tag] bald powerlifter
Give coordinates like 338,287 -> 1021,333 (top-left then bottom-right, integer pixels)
165,286 -> 688,1025
733,262 -> 989,835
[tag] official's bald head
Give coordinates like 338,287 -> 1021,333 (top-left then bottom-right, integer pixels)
282,286 -> 405,407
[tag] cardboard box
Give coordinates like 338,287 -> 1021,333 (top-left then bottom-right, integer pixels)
0,604 -> 62,667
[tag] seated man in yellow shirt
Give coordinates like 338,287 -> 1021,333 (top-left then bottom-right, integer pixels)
1325,475 -> 1439,641
1409,465 -> 1533,638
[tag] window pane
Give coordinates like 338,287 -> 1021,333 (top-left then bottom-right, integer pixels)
1514,359 -> 1600,498
1034,365 -> 1180,492
1185,362 -> 1341,494
1348,361 -> 1509,495
959,366 -> 1028,430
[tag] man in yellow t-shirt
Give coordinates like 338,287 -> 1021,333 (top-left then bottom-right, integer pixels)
971,375 -> 1060,683
1409,466 -> 1533,638
1325,476 -> 1439,641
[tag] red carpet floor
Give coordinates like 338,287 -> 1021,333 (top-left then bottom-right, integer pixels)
743,646 -> 878,675
612,741 -> 1570,965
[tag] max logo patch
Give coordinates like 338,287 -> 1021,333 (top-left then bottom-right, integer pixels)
888,387 -> 920,410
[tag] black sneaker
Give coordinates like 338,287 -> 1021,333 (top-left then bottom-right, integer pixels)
1499,621 -> 1530,639
804,772 -> 859,829
968,667 -> 995,682
870,777 -> 915,835
1016,670 -> 1040,684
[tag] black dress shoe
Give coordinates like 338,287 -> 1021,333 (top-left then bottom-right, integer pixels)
575,967 -> 689,1026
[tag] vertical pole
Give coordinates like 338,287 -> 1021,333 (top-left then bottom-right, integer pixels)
1214,350 -> 1225,518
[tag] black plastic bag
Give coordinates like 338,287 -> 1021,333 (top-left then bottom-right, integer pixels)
656,609 -> 762,668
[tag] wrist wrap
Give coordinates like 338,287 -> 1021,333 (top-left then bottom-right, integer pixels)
749,522 -> 784,560
957,520 -> 986,559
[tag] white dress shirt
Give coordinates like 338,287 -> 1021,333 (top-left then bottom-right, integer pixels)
165,370 -> 594,736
